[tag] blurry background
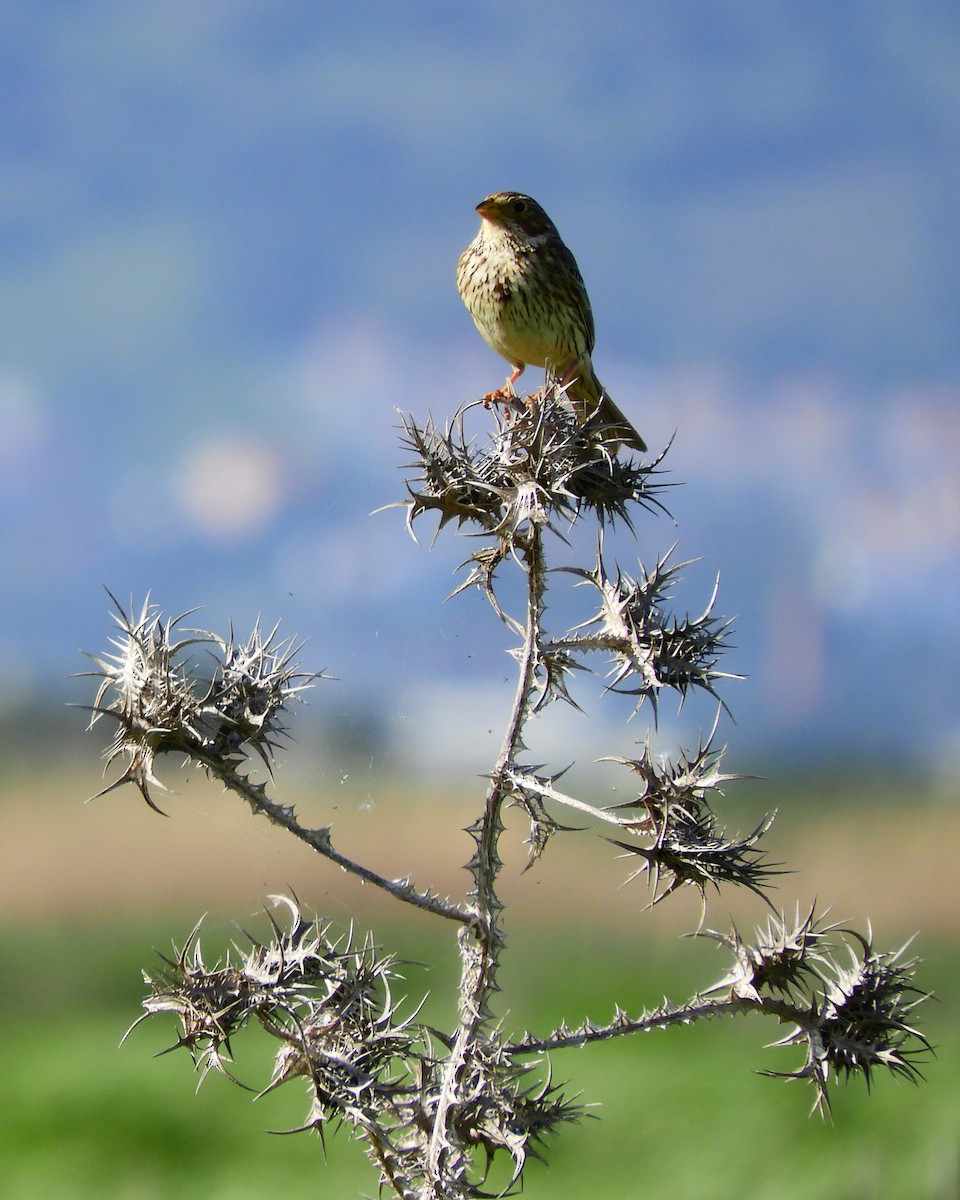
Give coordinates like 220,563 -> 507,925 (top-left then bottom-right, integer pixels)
1,3 -> 958,1197
1,0 -> 958,768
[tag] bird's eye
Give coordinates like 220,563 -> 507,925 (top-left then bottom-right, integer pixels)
512,200 -> 527,213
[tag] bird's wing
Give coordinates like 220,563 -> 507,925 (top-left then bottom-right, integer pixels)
557,240 -> 596,355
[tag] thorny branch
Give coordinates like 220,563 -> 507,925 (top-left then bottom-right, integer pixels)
428,521 -> 547,1190
82,594 -> 469,926
85,389 -> 931,1198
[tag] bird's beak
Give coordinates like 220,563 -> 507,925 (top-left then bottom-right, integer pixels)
476,199 -> 500,222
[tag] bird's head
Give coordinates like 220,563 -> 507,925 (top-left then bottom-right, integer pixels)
475,192 -> 558,240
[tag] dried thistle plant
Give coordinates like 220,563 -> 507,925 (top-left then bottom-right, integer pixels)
85,388 -> 931,1198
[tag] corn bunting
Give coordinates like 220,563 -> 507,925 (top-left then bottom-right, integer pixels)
457,191 -> 646,453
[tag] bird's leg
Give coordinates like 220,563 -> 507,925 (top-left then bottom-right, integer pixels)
481,364 -> 526,407
554,360 -> 583,392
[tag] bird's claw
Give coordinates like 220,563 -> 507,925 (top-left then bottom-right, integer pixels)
481,386 -> 518,409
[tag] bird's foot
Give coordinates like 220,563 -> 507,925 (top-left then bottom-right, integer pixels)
481,386 -> 518,408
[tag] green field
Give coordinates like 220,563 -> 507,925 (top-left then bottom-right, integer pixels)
2,917 -> 956,1200
3,755 -> 957,1198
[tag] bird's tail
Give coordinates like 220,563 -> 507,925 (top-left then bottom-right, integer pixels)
563,364 -> 647,453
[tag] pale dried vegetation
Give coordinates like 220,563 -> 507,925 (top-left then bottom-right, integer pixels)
84,391 -> 931,1200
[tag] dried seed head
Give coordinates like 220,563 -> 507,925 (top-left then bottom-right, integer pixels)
82,594 -> 319,809
399,391 -> 668,547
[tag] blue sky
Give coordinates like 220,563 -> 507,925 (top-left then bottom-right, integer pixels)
1,2 -> 958,772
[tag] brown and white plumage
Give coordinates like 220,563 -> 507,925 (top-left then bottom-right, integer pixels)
456,191 -> 646,453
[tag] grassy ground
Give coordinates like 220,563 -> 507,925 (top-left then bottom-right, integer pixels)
2,759 -> 958,1197
2,918 -> 956,1200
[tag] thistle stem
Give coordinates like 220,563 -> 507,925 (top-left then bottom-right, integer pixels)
191,747 -> 471,925
506,994 -> 813,1055
427,526 -> 545,1194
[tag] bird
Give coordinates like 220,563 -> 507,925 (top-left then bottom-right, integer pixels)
456,191 -> 646,453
